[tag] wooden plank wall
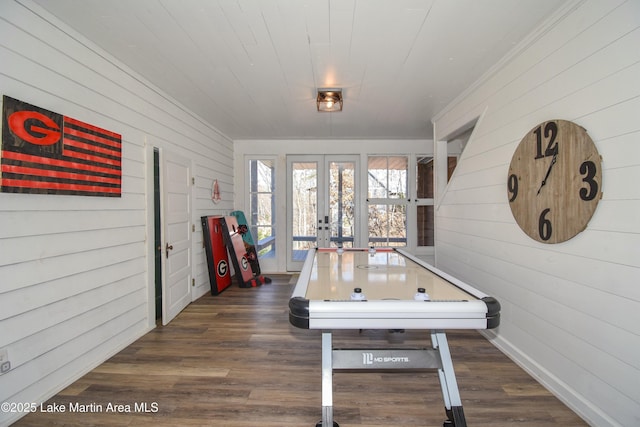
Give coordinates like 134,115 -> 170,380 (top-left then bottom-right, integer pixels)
0,1 -> 234,425
431,1 -> 640,426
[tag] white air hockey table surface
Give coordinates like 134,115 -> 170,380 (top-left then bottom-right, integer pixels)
289,247 -> 500,427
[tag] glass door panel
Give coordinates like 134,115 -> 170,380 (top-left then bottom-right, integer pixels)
290,160 -> 318,266
328,160 -> 355,248
287,155 -> 359,271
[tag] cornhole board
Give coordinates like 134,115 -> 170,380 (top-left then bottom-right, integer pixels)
230,210 -> 261,275
220,216 -> 258,287
201,216 -> 232,295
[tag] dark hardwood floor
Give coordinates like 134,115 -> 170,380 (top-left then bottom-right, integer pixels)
15,274 -> 587,426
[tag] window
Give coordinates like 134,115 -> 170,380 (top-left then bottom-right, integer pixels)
414,155 -> 458,247
416,156 -> 434,247
367,156 -> 408,247
248,159 -> 276,258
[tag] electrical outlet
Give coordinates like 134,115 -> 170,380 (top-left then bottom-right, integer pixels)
0,348 -> 11,374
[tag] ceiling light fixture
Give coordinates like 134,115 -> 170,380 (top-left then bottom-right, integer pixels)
317,89 -> 343,112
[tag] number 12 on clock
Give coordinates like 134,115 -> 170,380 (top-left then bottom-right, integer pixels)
507,119 -> 603,244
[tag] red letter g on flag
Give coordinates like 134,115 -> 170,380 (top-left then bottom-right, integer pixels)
8,110 -> 61,146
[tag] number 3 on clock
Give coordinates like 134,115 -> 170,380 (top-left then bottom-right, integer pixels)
507,119 -> 603,244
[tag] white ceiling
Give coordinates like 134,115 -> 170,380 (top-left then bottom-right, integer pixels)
33,0 -> 567,140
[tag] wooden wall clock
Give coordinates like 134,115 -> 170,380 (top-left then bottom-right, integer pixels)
507,119 -> 602,243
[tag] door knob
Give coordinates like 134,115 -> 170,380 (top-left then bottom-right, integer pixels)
165,242 -> 174,258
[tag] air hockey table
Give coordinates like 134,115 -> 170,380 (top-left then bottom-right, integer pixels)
289,248 -> 500,427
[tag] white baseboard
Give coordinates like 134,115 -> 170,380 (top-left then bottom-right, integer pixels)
480,330 -> 621,427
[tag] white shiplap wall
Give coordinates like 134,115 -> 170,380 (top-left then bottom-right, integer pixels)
432,1 -> 639,426
0,1 -> 233,424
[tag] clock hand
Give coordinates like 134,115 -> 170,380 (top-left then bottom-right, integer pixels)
537,152 -> 558,194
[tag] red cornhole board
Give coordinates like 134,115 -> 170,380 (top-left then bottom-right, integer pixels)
201,216 -> 232,295
221,216 -> 255,286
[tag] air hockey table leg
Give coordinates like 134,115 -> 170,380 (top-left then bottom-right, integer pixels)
432,330 -> 467,427
316,332 -> 339,427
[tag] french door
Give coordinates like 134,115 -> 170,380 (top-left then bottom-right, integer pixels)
287,155 -> 360,271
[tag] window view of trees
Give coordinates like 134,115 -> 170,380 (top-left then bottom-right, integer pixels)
250,154 -> 454,268
367,156 -> 408,247
290,161 -> 356,254
328,161 -> 355,247
249,159 -> 275,257
291,162 -> 317,253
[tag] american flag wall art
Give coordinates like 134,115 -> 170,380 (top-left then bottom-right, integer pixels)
1,95 -> 122,197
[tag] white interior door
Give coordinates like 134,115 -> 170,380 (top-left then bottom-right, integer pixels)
161,150 -> 192,325
287,155 -> 359,271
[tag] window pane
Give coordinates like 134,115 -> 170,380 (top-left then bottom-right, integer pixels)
368,204 -> 406,247
417,205 -> 434,246
448,156 -> 458,181
255,226 -> 275,258
250,159 -> 274,193
386,204 -> 406,246
416,156 -> 433,199
249,159 -> 276,259
291,162 -> 317,256
256,193 -> 273,225
329,161 -> 355,247
368,204 -> 386,246
367,156 -> 408,199
367,156 -> 387,198
387,156 -> 407,199
367,156 -> 408,247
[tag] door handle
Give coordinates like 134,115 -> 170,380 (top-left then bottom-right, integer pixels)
165,242 -> 174,258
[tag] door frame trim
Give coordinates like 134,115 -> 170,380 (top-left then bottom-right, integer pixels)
145,143 -> 157,330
